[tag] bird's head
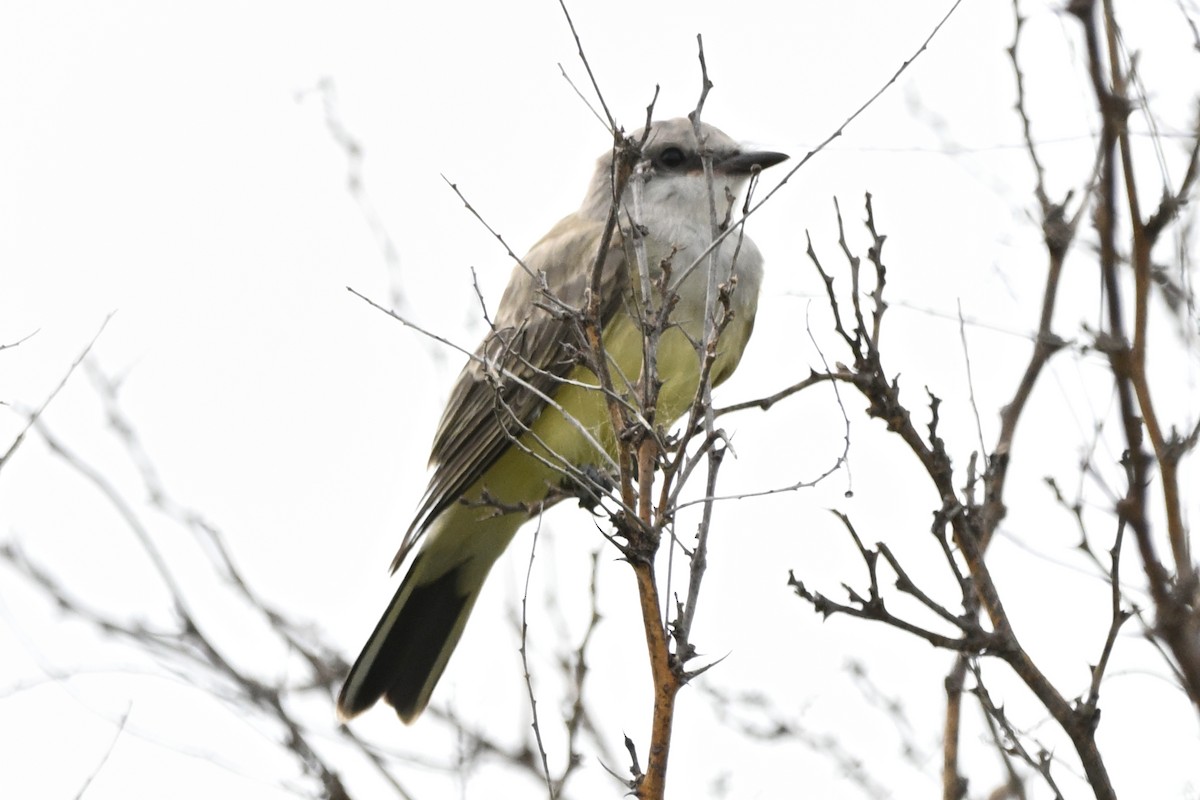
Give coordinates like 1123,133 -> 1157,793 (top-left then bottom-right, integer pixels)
582,117 -> 789,232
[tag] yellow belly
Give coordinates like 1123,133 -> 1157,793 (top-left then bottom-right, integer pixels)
462,306 -> 753,513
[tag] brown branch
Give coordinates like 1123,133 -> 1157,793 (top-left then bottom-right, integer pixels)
1084,518 -> 1134,710
795,193 -> 1119,798
1073,0 -> 1200,712
969,662 -> 1064,799
1105,0 -> 1193,589
943,656 -> 968,800
627,557 -> 679,800
628,37 -> 720,800
984,0 -> 1094,553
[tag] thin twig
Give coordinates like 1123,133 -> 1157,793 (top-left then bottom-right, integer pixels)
519,510 -> 556,799
0,313 -> 112,473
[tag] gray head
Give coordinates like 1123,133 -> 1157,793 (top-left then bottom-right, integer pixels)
581,118 -> 788,225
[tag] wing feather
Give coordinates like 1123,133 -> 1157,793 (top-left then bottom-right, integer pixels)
392,214 -> 629,569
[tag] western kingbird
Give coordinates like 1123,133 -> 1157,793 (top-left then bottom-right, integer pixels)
338,118 -> 787,723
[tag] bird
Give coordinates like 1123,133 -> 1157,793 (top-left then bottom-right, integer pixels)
337,117 -> 787,723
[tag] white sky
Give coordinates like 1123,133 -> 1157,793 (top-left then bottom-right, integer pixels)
2,1 -> 1198,798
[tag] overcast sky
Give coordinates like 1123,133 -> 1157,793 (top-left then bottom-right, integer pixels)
3,1 -> 1198,798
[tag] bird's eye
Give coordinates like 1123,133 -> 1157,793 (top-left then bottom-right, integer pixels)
657,147 -> 686,169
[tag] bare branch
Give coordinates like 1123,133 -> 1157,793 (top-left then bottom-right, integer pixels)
519,511 -> 556,799
1,313 -> 112,473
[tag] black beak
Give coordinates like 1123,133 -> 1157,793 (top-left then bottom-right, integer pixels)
716,149 -> 790,176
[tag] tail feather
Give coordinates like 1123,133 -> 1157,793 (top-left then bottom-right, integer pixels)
337,509 -> 522,723
336,553 -> 473,722
381,567 -> 471,721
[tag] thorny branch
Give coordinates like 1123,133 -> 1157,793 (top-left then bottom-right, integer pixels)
1060,0 -> 1200,714
787,2 -> 1199,797
794,193 -> 1117,799
2,360 -> 591,800
5,391 -> 356,800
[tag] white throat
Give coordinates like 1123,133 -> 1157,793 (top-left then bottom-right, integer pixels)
627,171 -> 763,330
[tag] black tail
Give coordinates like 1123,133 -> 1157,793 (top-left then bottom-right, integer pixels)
337,552 -> 473,723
